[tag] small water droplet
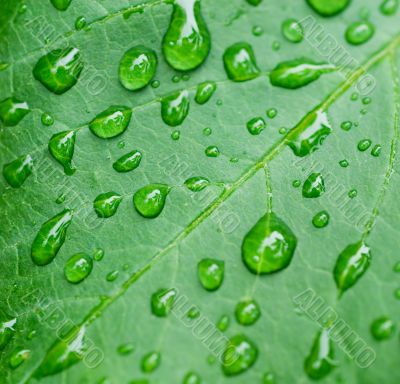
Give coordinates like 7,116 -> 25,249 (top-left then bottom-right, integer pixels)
93,192 -> 122,218
272,41 -> 281,51
351,92 -> 359,101
302,173 -> 325,198
171,130 -> 180,140
263,372 -> 276,384
340,121 -> 353,131
312,211 -> 330,228
345,21 -> 375,45
339,159 -> 349,168
0,62 -> 9,71
252,25 -> 263,36
246,0 -> 263,5
93,248 -> 104,261
9,348 -> 30,369
187,307 -> 200,319
89,106 -> 132,139
41,112 -> 54,126
185,176 -> 210,192
0,313 -> 17,351
198,259 -> 224,291
141,351 -> 161,373
50,0 -> 72,11
371,144 -> 382,157
266,108 -> 278,119
235,299 -> 261,326
106,270 -> 119,282
203,127 -> 212,136
348,189 -> 357,199
113,150 -> 142,173
380,0 -> 399,15
247,117 -> 266,135
3,154 -> 33,188
362,96 -> 372,105
0,97 -> 30,126
64,253 -> 93,284
306,0 -> 350,16
357,139 -> 372,151
48,130 -> 76,175
27,330 -> 36,340
151,288 -> 177,317
370,317 -> 395,340
183,371 -> 201,384
133,184 -> 170,218
195,81 -> 217,105
205,145 -> 220,157
117,343 -> 135,356
161,90 -> 190,127
151,79 -> 160,88
393,261 -> 400,272
217,314 -> 230,331
281,19 -> 304,43
74,16 -> 86,30
292,179 -> 301,188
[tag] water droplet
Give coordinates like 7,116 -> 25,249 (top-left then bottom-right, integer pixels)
281,19 -> 304,43
117,343 -> 135,355
31,209 -> 73,266
162,0 -> 210,71
0,313 -> 17,350
345,21 -> 375,45
357,139 -> 372,151
161,90 -> 190,127
370,317 -> 395,340
217,315 -> 230,331
151,79 -> 160,88
393,261 -> 400,272
306,0 -> 350,16
252,25 -> 263,36
106,270 -> 119,282
33,48 -> 83,94
93,248 -> 104,261
270,59 -> 334,89
380,0 -> 399,15
75,16 -> 87,30
41,112 -> 54,126
89,106 -> 132,139
371,144 -> 382,157
197,259 -> 224,291
48,130 -> 76,175
141,351 -> 161,373
302,173 -> 325,198
185,176 -> 210,192
205,145 -> 220,157
246,0 -> 263,5
119,46 -> 157,91
27,330 -> 36,340
172,75 -> 181,83
50,0 -> 72,11
0,97 -> 30,126
133,184 -> 170,218
151,288 -> 176,317
0,62 -> 9,71
183,371 -> 201,384
288,110 -> 332,157
93,192 -> 122,218
235,299 -> 261,326
195,81 -> 217,105
312,211 -> 330,228
247,117 -> 266,135
362,97 -> 372,105
340,121 -> 353,131
222,334 -> 258,376
333,241 -> 371,295
64,253 -> 93,284
3,154 -> 33,188
292,179 -> 301,188
242,212 -> 297,274
171,130 -> 181,140
9,348 -> 30,369
348,189 -> 357,199
304,329 -> 335,380
266,108 -> 277,118
203,127 -> 212,136
223,42 -> 260,82
113,150 -> 142,173
394,288 -> 400,299
187,307 -> 200,319
351,92 -> 359,101
339,159 -> 349,168
182,74 -> 190,81
262,372 -> 276,384
272,41 -> 281,51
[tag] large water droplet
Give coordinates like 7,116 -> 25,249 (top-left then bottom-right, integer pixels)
93,192 -> 122,218
287,110 -> 332,157
312,210 -> 330,228
306,0 -> 350,16
162,0 -> 210,71
151,288 -> 177,317
161,90 -> 190,127
304,329 -> 335,380
50,0 -> 72,11
113,150 -> 142,173
380,0 -> 399,15
223,42 -> 260,82
0,312 -> 17,351
302,172 -> 325,198
222,334 -> 258,376
345,21 -> 375,45
370,317 -> 395,340
9,348 -> 31,369
333,241 -> 371,295
195,81 -> 217,105
184,176 -> 210,192
74,16 -> 87,30
3,154 -> 33,188
64,253 -> 93,283
0,97 -> 30,126
33,48 -> 83,94
31,209 -> 73,266
235,299 -> 261,326
48,130 -> 76,175
205,145 -> 220,157
197,258 -> 225,291
119,46 -> 157,91
133,184 -> 170,218
281,19 -> 304,43
242,212 -> 297,274
270,59 -> 334,89
141,351 -> 161,373
89,106 -> 132,139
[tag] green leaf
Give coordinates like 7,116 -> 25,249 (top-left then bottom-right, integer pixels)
1,0 -> 400,383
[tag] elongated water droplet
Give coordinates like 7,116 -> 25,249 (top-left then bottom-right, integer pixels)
33,48 -> 83,94
184,176 -> 210,192
304,329 -> 335,380
133,184 -> 170,218
9,348 -> 30,369
370,317 -> 395,340
161,90 -> 190,127
223,42 -> 260,82
371,144 -> 382,157
302,173 -> 325,198
281,19 -> 304,43
205,145 -> 220,157
358,139 -> 372,151
0,312 -> 17,350
217,314 -> 230,331
306,0 -> 350,16
242,212 -> 297,274
151,288 -> 177,317
195,81 -> 217,105
113,150 -> 142,173
0,97 -> 30,126
93,248 -> 104,261
117,343 -> 134,356
235,299 -> 261,326
3,154 -> 33,188
89,106 -> 132,139
288,110 -> 332,157
247,117 -> 266,135
31,209 -> 73,266
380,0 -> 399,15
162,0 -> 210,71
141,351 -> 161,373
64,253 -> 93,283
222,334 -> 258,376
183,371 -> 201,384
312,211 -> 330,228
333,241 -> 371,295
48,130 -> 76,175
93,192 -> 122,218
270,59 -> 335,89
50,0 -> 72,11
340,121 -> 352,131
119,46 -> 157,91
198,259 -> 224,291
345,21 -> 375,45
74,16 -> 86,30
33,326 -> 86,378
106,270 -> 119,282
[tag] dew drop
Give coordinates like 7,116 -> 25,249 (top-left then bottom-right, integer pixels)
74,16 -> 86,30
252,25 -> 263,36
242,212 -> 297,274
247,117 -> 266,135
0,62 -> 9,71
393,261 -> 400,272
106,270 -> 119,282
371,144 -> 382,157
33,48 -> 83,94
162,0 -> 210,71
272,41 -> 281,51
266,108 -> 277,119
292,179 -> 301,188
93,248 -> 104,261
345,21 -> 375,45
3,154 -> 33,188
380,0 -> 399,15
93,192 -> 122,218
195,81 -> 217,105
302,172 -> 325,198
0,312 -> 17,351
151,79 -> 160,88
217,315 -> 230,332
31,209 -> 73,266
171,130 -> 180,140
205,145 -> 220,157
340,121 -> 353,131
187,307 -> 200,319
362,96 -> 372,105
281,19 -> 304,43
0,97 -> 30,126
50,0 -> 72,11
133,184 -> 170,218
348,189 -> 357,199
357,139 -> 372,151
113,150 -> 142,173
151,288 -> 176,317
161,90 -> 190,127
185,176 -> 210,192
89,106 -> 132,139
339,159 -> 349,168
119,46 -> 157,91
370,317 -> 395,340
197,259 -> 224,291
48,130 -> 76,175
263,372 -> 276,384
141,351 -> 161,373
41,112 -> 54,126
117,343 -> 135,356
235,299 -> 261,326
246,0 -> 263,4
223,42 -> 260,82
9,348 -> 30,369
64,253 -> 93,284
306,0 -> 350,16
183,371 -> 201,384
312,210 -> 330,228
